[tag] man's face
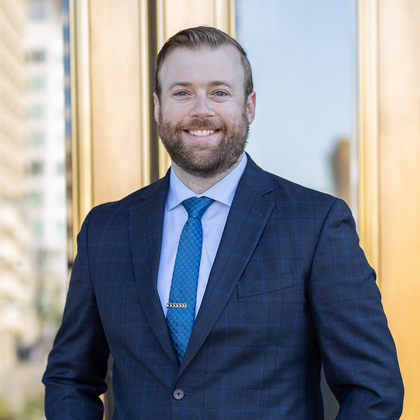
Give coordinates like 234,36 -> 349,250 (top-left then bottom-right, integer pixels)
154,46 -> 256,178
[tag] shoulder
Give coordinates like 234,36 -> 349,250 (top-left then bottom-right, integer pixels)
86,174 -> 169,226
244,155 -> 346,215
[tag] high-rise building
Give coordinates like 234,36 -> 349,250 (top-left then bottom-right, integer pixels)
0,0 -> 66,415
0,0 -> 37,370
23,0 -> 67,351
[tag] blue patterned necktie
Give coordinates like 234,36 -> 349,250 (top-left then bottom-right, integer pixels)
166,196 -> 214,364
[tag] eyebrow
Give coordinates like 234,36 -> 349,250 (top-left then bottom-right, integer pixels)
168,80 -> 234,91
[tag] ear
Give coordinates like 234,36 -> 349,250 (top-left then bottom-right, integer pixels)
153,92 -> 160,122
246,91 -> 256,124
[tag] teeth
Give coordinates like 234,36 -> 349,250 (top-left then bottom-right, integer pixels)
188,130 -> 216,136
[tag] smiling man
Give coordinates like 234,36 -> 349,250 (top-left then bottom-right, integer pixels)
155,45 -> 254,189
43,27 -> 403,419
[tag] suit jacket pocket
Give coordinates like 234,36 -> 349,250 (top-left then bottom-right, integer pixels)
236,273 -> 293,299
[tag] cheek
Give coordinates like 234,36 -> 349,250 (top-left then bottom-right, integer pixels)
218,107 -> 244,125
161,104 -> 188,123
212,101 -> 237,118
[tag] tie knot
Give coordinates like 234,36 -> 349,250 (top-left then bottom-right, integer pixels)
182,197 -> 214,219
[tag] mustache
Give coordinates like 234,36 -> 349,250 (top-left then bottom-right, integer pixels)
174,119 -> 227,131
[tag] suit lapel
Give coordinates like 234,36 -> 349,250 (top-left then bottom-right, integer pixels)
130,174 -> 179,367
178,157 -> 275,376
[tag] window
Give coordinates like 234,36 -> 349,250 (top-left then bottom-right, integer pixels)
55,222 -> 66,238
28,77 -> 46,91
28,0 -> 46,20
27,50 -> 46,63
56,192 -> 66,206
33,221 -> 43,238
28,105 -> 44,118
35,249 -> 46,269
28,162 -> 43,176
29,192 -> 43,206
27,132 -> 45,146
56,162 -> 65,175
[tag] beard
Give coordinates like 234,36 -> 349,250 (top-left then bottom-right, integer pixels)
158,110 -> 250,178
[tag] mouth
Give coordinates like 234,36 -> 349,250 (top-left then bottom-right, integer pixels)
183,129 -> 222,141
185,129 -> 220,137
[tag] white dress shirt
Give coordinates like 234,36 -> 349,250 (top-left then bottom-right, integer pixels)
157,154 -> 247,318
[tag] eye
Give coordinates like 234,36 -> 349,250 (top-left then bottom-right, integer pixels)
174,91 -> 188,97
214,90 -> 228,97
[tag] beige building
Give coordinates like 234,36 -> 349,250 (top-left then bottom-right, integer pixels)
23,0 -> 67,342
0,0 -> 37,370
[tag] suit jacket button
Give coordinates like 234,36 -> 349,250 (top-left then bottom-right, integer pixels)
172,389 -> 185,400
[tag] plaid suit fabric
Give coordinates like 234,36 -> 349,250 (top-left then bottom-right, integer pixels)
43,155 -> 403,419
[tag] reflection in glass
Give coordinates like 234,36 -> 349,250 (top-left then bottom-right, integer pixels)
237,0 -> 356,211
0,0 -> 66,418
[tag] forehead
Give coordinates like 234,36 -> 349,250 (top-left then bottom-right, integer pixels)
159,46 -> 244,89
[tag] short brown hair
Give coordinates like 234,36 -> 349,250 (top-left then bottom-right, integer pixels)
155,26 -> 253,101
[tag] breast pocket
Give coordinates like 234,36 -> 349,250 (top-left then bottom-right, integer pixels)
236,273 -> 293,299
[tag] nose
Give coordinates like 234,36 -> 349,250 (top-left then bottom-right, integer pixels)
188,93 -> 215,118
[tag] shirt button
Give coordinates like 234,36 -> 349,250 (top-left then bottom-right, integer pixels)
172,389 -> 185,400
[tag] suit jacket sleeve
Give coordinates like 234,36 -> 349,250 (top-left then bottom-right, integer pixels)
309,199 -> 404,418
42,210 -> 110,419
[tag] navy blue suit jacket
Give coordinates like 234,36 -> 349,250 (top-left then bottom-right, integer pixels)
43,156 -> 403,419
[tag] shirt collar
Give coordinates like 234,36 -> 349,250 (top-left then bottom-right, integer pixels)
167,153 -> 248,211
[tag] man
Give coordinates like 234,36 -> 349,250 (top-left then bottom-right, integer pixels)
43,26 -> 403,419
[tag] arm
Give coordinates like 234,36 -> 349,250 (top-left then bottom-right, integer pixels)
309,199 -> 404,419
42,211 -> 110,419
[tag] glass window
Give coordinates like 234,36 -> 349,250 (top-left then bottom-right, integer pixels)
35,248 -> 46,269
27,50 -> 46,63
56,191 -> 66,205
28,105 -> 45,119
28,161 -> 43,176
55,221 -> 66,238
28,0 -> 46,20
56,162 -> 65,175
29,191 -> 43,205
32,220 -> 43,237
237,0 -> 356,212
27,132 -> 45,146
28,76 -> 46,91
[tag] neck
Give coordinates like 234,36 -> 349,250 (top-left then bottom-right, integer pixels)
172,153 -> 244,194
